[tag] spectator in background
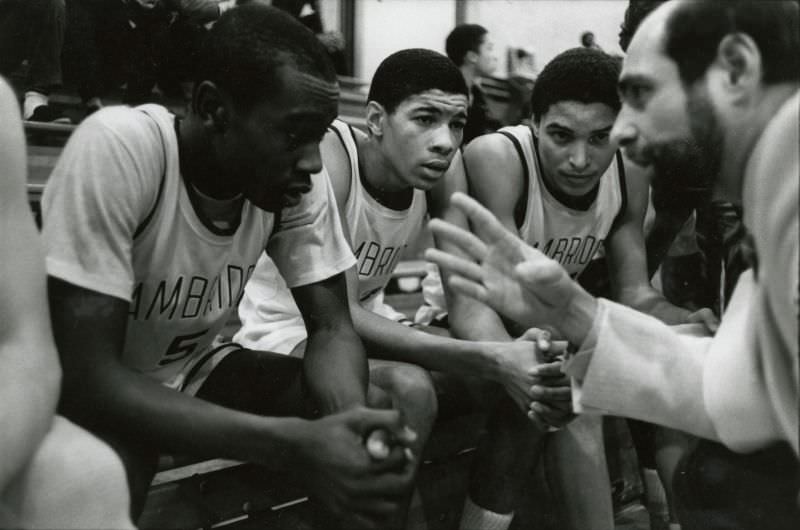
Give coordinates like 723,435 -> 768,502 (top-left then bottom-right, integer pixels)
580,31 -> 603,51
273,0 -> 348,74
0,0 -> 70,123
446,23 -> 501,145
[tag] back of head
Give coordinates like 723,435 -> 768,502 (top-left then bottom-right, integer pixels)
530,47 -> 622,122
619,0 -> 666,52
445,24 -> 488,66
664,0 -> 800,85
368,48 -> 468,114
196,3 -> 336,110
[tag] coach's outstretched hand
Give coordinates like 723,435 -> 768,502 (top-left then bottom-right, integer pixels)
426,193 -> 598,345
292,406 -> 416,529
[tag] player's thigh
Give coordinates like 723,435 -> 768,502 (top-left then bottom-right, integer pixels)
195,347 -> 307,417
1,416 -> 133,529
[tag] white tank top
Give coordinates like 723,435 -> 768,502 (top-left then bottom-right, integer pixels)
500,125 -> 625,279
330,120 -> 427,314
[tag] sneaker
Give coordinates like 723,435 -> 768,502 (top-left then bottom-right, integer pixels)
27,104 -> 72,124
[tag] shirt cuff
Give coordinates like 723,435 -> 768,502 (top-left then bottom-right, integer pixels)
563,298 -> 610,415
562,298 -> 608,381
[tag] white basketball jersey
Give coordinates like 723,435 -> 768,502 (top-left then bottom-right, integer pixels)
123,107 -> 274,385
501,125 -> 625,279
330,120 -> 427,313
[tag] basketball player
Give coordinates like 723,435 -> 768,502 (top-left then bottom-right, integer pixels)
426,1 -> 799,528
0,76 -> 132,528
42,5 -> 417,528
439,47 -> 716,529
235,48 -> 573,530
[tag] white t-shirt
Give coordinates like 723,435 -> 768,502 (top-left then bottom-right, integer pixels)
235,119 -> 427,353
43,105 -> 355,390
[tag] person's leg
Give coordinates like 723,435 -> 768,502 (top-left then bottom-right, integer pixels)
544,414 -> 615,530
462,393 -> 547,530
368,359 -> 438,530
653,426 -> 694,529
0,0 -> 30,78
24,0 -> 65,95
629,419 -> 689,530
0,416 -> 134,529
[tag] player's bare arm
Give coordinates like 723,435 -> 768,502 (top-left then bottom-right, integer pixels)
605,158 -> 717,327
449,133 -> 526,343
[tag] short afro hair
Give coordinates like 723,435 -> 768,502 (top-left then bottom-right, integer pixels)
196,3 -> 337,110
530,47 -> 622,122
368,48 -> 468,114
445,24 -> 488,66
619,0 -> 666,52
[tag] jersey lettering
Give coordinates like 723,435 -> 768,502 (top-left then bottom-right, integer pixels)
533,236 -> 603,268
129,264 -> 256,321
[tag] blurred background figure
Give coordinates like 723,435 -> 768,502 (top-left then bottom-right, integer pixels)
0,0 -> 70,123
445,23 -> 501,145
580,30 -> 603,50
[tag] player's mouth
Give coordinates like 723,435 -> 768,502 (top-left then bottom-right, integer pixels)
281,185 -> 311,207
421,160 -> 450,175
559,171 -> 596,183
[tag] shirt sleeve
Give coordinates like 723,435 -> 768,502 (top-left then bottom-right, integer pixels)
564,298 -> 719,441
42,108 -> 164,301
266,169 -> 356,288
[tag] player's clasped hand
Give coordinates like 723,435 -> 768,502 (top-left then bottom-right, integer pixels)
292,406 -> 417,529
518,328 -> 576,430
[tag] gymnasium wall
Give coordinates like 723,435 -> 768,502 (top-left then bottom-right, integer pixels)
349,0 -> 628,82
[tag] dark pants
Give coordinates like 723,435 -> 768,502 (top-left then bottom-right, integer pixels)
674,440 -> 800,530
0,0 -> 65,92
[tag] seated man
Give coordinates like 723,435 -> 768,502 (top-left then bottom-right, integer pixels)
236,48 -> 572,530
0,76 -> 131,528
429,47 -> 715,529
42,5 -> 420,528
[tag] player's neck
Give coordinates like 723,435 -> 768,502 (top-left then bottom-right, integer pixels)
177,116 -> 240,200
358,138 -> 414,211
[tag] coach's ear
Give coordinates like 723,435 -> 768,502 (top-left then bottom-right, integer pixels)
710,32 -> 762,108
365,101 -> 386,138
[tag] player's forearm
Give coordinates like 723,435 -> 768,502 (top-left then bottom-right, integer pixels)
448,295 -> 514,342
59,362 -> 303,470
618,288 -> 691,325
352,305 -> 502,380
304,326 -> 368,414
0,339 -> 61,488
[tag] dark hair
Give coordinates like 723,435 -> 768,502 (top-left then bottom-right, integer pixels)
618,0 -> 666,52
368,48 -> 468,114
195,3 -> 336,110
580,31 -> 595,47
445,24 -> 488,66
664,0 -> 800,85
530,47 -> 622,122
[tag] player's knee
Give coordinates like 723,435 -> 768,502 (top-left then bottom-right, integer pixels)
381,364 -> 438,422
